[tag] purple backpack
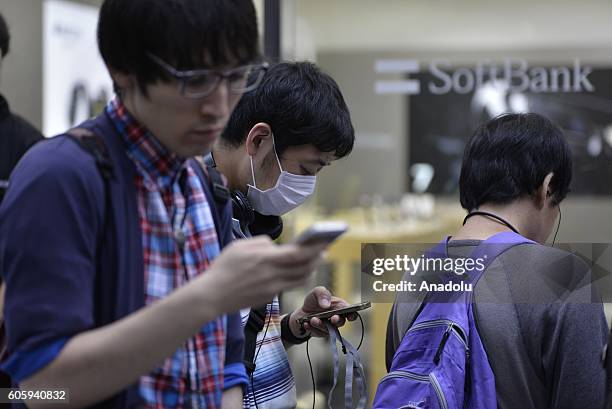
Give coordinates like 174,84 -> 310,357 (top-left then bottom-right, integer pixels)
373,232 -> 534,409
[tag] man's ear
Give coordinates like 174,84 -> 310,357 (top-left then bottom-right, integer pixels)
108,68 -> 135,94
536,172 -> 555,208
245,122 -> 273,157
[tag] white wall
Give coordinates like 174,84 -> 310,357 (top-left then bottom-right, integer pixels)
0,0 -> 104,131
0,0 -> 44,129
290,0 -> 612,54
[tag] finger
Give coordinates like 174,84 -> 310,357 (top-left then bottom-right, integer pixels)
298,242 -> 329,253
330,315 -> 346,327
347,313 -> 358,321
302,322 -> 328,337
310,317 -> 322,327
307,319 -> 329,335
270,244 -> 324,267
312,286 -> 332,309
308,318 -> 331,336
239,235 -> 273,248
276,274 -> 312,293
329,296 -> 350,308
270,259 -> 315,282
287,257 -> 323,280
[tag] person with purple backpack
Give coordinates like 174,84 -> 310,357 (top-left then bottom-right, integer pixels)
377,113 -> 607,409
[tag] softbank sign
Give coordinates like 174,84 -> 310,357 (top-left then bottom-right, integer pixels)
374,59 -> 595,95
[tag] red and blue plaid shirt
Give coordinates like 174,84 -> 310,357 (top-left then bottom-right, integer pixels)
107,98 -> 226,408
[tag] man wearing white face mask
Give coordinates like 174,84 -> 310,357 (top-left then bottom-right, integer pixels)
207,61 -> 355,409
246,134 -> 317,216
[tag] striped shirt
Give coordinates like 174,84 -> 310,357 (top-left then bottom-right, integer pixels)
107,98 -> 226,408
241,297 -> 297,409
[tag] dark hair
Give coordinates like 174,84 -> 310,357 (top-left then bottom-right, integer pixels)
97,0 -> 259,92
221,61 -> 355,158
0,13 -> 10,57
459,113 -> 572,211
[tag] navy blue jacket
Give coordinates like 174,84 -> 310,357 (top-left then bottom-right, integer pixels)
0,111 -> 245,408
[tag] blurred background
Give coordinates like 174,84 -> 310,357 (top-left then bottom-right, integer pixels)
1,0 -> 611,407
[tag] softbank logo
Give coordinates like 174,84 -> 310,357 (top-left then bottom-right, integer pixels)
374,58 -> 595,95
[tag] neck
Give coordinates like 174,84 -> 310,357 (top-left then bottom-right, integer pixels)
452,201 -> 537,241
211,143 -> 246,193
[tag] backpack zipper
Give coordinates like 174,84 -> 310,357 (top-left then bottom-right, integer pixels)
408,319 -> 469,351
429,372 -> 449,409
433,324 -> 452,364
380,369 -> 430,383
380,370 -> 450,409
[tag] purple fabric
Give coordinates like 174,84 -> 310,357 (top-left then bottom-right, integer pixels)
373,232 -> 534,409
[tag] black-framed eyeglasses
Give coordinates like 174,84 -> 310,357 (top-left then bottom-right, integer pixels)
147,53 -> 268,99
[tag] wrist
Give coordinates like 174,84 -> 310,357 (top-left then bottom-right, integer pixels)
185,272 -> 227,320
281,312 -> 311,345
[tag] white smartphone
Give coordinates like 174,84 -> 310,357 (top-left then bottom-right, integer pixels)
292,221 -> 349,247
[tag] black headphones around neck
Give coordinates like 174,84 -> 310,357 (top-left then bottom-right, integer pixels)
231,190 -> 283,239
232,190 -> 255,228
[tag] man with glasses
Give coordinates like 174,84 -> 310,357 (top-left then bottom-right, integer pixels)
0,1 -> 325,408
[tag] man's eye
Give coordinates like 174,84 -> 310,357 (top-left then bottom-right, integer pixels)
228,72 -> 248,83
185,75 -> 214,88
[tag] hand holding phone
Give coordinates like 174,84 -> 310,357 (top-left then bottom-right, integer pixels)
296,301 -> 371,327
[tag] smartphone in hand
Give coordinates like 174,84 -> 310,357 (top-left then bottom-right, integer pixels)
296,301 -> 371,326
291,221 -> 348,247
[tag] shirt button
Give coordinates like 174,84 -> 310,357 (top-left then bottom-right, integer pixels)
175,230 -> 185,248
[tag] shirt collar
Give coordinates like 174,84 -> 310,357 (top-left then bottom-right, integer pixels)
106,97 -> 184,187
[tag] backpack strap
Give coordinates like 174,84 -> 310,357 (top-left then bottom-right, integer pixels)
243,305 -> 269,375
195,155 -> 230,206
65,128 -> 113,256
190,157 -> 229,252
192,156 -> 230,245
66,128 -> 113,180
468,231 -> 535,284
404,232 -> 535,336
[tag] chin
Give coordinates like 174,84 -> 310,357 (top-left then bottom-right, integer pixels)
176,143 -> 214,158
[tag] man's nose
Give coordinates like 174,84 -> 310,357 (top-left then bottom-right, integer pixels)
200,78 -> 231,118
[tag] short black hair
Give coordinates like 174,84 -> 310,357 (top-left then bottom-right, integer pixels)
459,113 -> 572,211
97,0 -> 259,92
0,13 -> 10,57
221,61 -> 355,158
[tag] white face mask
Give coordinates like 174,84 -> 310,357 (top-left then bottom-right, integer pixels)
247,137 -> 316,216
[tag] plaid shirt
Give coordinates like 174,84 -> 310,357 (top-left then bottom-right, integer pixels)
107,98 -> 226,408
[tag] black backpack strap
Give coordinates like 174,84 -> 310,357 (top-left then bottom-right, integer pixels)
243,304 -> 269,375
66,128 -> 114,180
196,155 -> 230,206
65,128 -> 113,253
191,157 -> 230,245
